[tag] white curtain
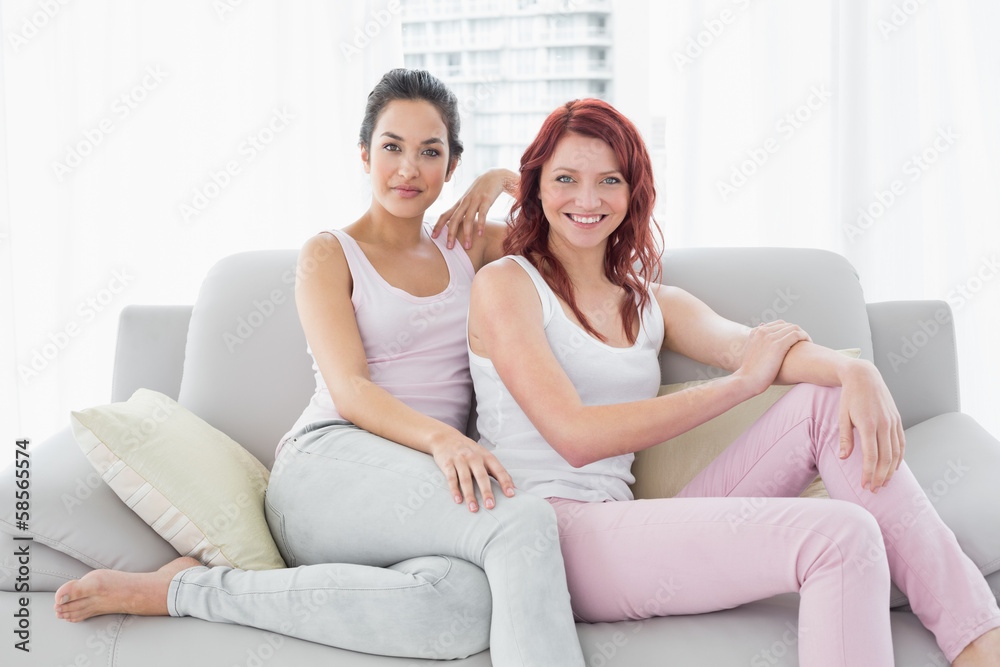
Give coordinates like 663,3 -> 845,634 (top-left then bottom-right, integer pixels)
635,0 -> 1000,438
0,0 -> 402,443
2,0 -> 997,444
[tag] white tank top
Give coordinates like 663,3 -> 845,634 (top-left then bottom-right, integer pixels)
468,255 -> 665,502
277,225 -> 476,458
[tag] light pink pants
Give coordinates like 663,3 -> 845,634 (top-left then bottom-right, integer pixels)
548,383 -> 1000,666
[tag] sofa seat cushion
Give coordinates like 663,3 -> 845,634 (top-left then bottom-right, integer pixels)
1,591 -> 942,666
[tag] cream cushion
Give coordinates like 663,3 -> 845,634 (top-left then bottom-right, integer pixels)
631,349 -> 861,500
70,388 -> 285,570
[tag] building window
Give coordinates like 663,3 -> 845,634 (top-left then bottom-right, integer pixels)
402,22 -> 427,50
513,48 -> 536,75
436,20 -> 462,47
474,145 -> 501,178
588,15 -> 607,38
514,16 -> 536,43
549,46 -> 574,74
589,47 -> 607,72
470,50 -> 501,76
548,79 -> 577,106
547,15 -> 574,41
404,53 -> 427,69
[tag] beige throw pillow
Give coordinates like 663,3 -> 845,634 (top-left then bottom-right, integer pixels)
631,349 -> 862,501
70,388 -> 285,570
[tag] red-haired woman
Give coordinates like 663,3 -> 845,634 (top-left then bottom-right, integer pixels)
465,98 -> 1000,666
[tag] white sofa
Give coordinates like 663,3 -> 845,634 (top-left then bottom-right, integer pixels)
3,246 -> 1000,666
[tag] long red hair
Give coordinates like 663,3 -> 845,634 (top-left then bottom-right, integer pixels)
503,98 -> 662,345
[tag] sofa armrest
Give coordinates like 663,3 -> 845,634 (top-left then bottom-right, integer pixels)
111,305 -> 193,402
867,300 -> 960,429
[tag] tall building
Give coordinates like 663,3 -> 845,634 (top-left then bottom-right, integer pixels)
400,0 -> 614,188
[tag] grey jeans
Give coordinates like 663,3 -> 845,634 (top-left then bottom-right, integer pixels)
167,420 -> 584,665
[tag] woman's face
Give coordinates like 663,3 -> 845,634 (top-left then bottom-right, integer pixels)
538,132 -> 629,253
362,99 -> 454,220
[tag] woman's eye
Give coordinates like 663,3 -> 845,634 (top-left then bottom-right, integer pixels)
422,148 -> 441,157
556,175 -> 573,183
602,176 -> 621,185
382,143 -> 400,151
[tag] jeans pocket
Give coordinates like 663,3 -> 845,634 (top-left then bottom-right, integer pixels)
264,489 -> 296,568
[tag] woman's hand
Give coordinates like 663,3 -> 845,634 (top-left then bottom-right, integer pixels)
432,168 -> 518,250
430,433 -> 516,512
732,321 -> 812,395
837,361 -> 905,493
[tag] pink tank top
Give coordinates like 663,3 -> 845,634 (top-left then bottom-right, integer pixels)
277,225 -> 476,457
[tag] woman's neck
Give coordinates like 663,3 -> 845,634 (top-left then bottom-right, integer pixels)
353,199 -> 426,248
547,233 -> 610,289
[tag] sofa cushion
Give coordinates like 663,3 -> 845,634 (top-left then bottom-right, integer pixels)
70,388 -> 284,570
631,383 -> 826,501
176,250 -> 315,470
0,426 -> 178,572
632,349 -> 861,500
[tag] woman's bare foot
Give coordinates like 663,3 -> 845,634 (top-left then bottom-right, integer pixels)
53,556 -> 201,622
953,626 -> 1000,666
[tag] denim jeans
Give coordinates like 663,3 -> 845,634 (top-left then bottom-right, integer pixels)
168,420 -> 583,665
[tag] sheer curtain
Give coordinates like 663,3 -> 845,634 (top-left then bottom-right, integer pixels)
0,0 -> 402,444
633,0 -> 999,438
3,0 -> 998,446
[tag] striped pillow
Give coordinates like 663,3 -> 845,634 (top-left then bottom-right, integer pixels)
70,388 -> 284,570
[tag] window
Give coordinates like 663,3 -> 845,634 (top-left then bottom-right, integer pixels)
548,47 -> 574,74
514,16 -> 535,43
474,114 -> 500,142
470,50 -> 501,76
587,15 -> 607,38
513,48 -> 537,75
514,81 -> 539,106
548,79 -> 577,106
589,47 -> 607,72
474,146 -> 501,178
404,53 -> 426,69
436,20 -> 462,47
547,15 -> 574,41
445,51 -> 462,76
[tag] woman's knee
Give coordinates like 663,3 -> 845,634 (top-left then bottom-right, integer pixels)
491,489 -> 559,535
401,557 -> 491,659
823,501 -> 890,583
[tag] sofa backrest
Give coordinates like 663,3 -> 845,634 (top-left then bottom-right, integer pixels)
176,247 -> 874,469
177,250 -> 313,470
657,247 -> 873,384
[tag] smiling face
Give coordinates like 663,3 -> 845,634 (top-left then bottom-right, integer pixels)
538,132 -> 630,255
362,99 -> 456,221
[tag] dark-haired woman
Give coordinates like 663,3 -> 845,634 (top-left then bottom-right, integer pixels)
53,69 -> 585,665
467,98 -> 1000,666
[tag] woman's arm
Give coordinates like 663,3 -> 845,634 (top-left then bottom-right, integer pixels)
432,168 -> 518,256
658,285 -> 904,491
296,233 -> 514,512
775,343 -> 905,491
468,262 -> 805,468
